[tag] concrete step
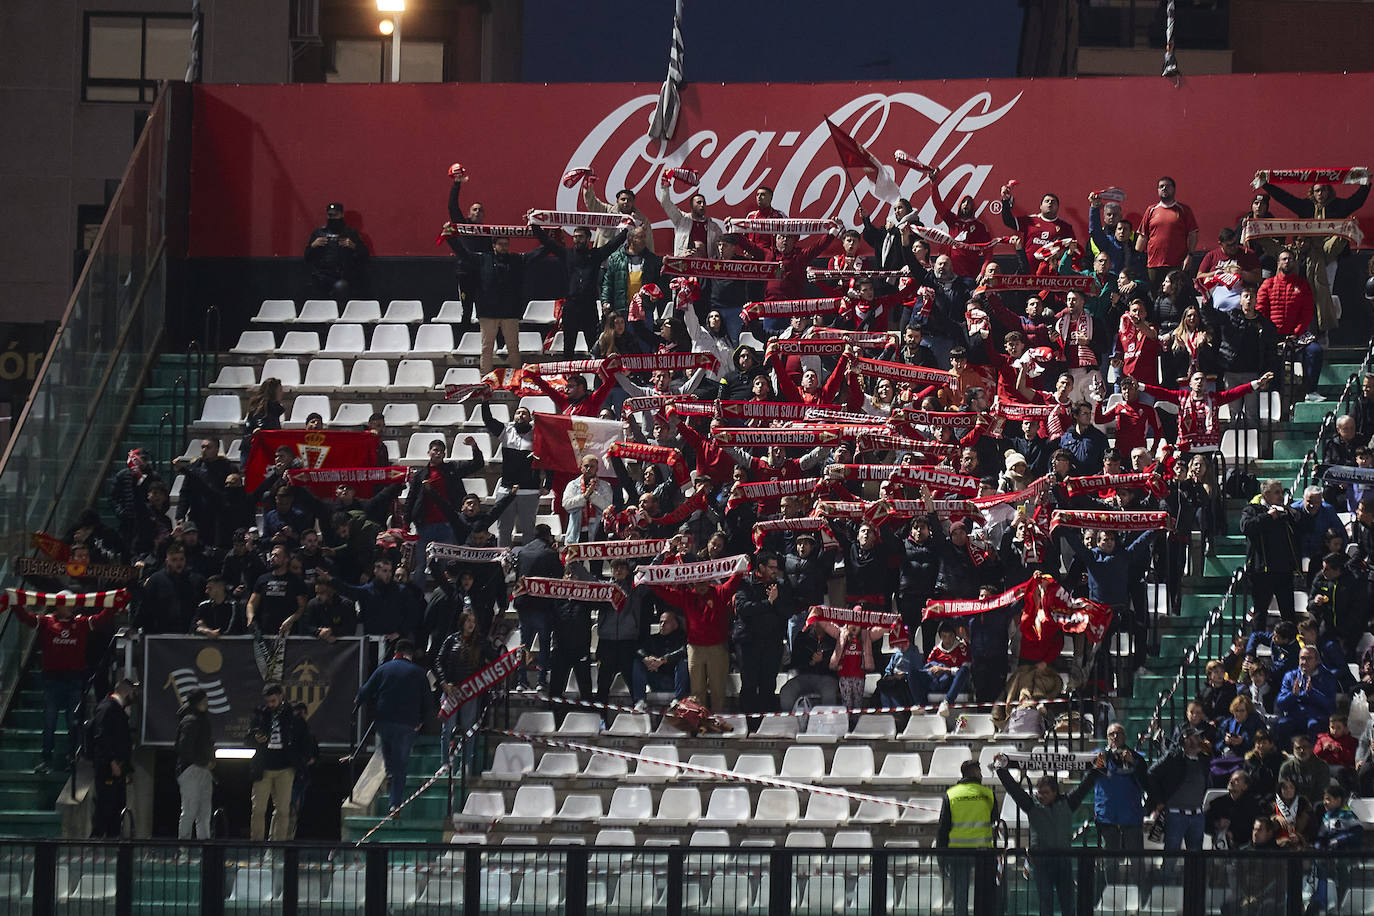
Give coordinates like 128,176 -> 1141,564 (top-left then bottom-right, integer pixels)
0,810 -> 61,838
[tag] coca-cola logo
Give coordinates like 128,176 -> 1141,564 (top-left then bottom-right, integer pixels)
559,90 -> 1022,234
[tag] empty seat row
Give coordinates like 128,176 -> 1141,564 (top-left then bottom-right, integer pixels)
483,741 -> 1022,788
251,298 -> 560,326
455,784 -> 941,829
230,327 -> 543,359
251,299 -> 425,324
510,709 -> 998,743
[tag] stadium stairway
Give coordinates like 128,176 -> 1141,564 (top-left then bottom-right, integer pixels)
1118,344 -> 1368,740
0,667 -> 71,838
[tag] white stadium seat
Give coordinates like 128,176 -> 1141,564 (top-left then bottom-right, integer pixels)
382,403 -> 420,428
872,752 -> 924,784
800,793 -> 850,827
330,403 -> 373,427
303,358 -> 346,390
439,366 -> 483,389
481,743 -> 534,781
600,787 -> 654,827
298,299 -> 341,323
553,794 -> 604,822
340,300 -> 381,323
210,366 -> 256,389
512,711 -> 556,735
698,788 -> 752,827
251,299 -> 296,324
630,744 -> 680,782
260,357 -> 301,388
556,712 -> 603,737
825,746 -> 875,783
435,300 -> 466,322
284,396 -> 331,428
656,787 -> 703,826
393,359 -> 435,391
411,323 -> 455,356
230,331 -> 275,354
420,404 -> 467,428
346,359 -> 391,389
532,752 -> 578,778
279,331 -> 321,355
919,747 -> 972,785
194,395 -> 242,427
320,324 -> 366,355
522,299 -> 559,324
779,746 -> 825,782
503,786 -> 555,826
752,788 -> 800,828
381,299 -> 425,323
454,790 -> 506,824
368,324 -> 412,355
731,754 -> 777,779
581,753 -> 628,779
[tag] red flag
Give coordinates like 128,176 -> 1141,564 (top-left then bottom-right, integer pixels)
244,430 -> 384,494
531,413 -> 622,478
825,119 -> 901,203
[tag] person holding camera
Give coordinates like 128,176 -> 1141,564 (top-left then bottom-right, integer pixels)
246,682 -> 310,842
304,202 -> 369,298
1240,479 -> 1308,631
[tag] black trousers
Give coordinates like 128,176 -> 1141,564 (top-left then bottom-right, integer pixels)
595,639 -> 639,705
1248,569 -> 1296,631
91,772 -> 126,838
735,642 -> 782,715
562,297 -> 600,358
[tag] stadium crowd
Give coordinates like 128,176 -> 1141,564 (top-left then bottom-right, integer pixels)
5,162 -> 1373,901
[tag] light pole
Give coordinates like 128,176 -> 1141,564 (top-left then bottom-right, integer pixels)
377,0 -> 405,82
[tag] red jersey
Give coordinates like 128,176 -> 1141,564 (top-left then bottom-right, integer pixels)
1015,214 -> 1077,261
1139,201 -> 1198,269
13,604 -> 119,674
1093,399 -> 1162,455
927,640 -> 970,669
652,574 -> 742,646
836,637 -> 866,678
930,184 -> 993,278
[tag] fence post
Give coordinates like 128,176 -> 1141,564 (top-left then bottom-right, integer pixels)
1075,851 -> 1096,916
1285,855 -> 1304,916
768,851 -> 792,916
665,849 -> 684,916
564,848 -> 588,916
870,851 -> 888,916
200,843 -> 224,916
281,846 -> 298,916
972,851 -> 999,916
115,844 -> 133,916
364,847 -> 387,916
32,841 -> 56,916
1181,851 -> 1206,916
463,848 -> 481,913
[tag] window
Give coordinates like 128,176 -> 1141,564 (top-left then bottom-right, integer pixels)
326,39 -> 446,83
83,13 -> 192,102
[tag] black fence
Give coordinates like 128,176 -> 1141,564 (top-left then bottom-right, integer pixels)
1,838 -> 1366,916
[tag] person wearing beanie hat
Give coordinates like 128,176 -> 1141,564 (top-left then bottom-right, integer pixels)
305,201 -> 368,299
1000,451 -> 1030,493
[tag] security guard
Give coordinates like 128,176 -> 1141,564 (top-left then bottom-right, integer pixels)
936,758 -> 997,915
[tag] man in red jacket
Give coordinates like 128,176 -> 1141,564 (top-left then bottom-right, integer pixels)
3,598 -> 122,773
652,564 -> 745,711
1257,249 -> 1324,403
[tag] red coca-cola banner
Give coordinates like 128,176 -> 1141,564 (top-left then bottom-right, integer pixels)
189,75 -> 1374,259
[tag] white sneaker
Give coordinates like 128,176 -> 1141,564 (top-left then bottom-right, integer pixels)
633,700 -> 648,713
1305,392 -> 1326,403
937,699 -> 951,718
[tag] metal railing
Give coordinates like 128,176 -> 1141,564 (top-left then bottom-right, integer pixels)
1293,341 -> 1374,494
0,86 -> 181,721
0,838 -> 1356,916
1136,567 -> 1246,755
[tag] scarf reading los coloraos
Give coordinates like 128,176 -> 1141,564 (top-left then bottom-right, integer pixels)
513,577 -> 626,611
561,539 -> 669,563
633,555 -> 749,586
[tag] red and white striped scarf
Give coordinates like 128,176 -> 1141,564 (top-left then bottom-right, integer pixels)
514,576 -> 625,611
2,588 -> 130,609
1054,309 -> 1096,368
633,555 -> 748,586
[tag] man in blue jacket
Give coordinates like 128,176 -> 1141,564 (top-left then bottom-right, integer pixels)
1273,645 -> 1339,751
356,638 -> 432,815
1093,722 -> 1148,897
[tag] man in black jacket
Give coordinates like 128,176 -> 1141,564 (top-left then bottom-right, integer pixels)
89,678 -> 136,838
716,345 -> 767,401
733,551 -> 793,716
447,175 -> 488,328
304,202 -> 368,298
139,544 -> 207,634
246,682 -> 309,842
406,436 -> 484,588
533,224 -> 627,356
512,524 -> 565,690
176,687 -> 214,839
779,619 -> 841,711
632,609 -> 689,706
783,534 -> 835,646
446,185 -> 545,375
1203,287 -> 1281,426
1241,479 -> 1308,631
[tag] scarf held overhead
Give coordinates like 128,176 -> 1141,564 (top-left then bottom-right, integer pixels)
724,217 -> 841,236
514,576 -> 626,611
742,298 -> 845,322
1253,167 -> 1370,187
633,555 -> 749,586
662,257 -> 783,281
1047,509 -> 1173,534
562,539 -> 669,563
1239,217 -> 1365,247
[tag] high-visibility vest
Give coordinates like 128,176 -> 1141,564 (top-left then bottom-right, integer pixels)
945,781 -> 996,848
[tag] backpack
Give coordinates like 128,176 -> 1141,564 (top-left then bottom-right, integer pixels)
1224,468 -> 1260,500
